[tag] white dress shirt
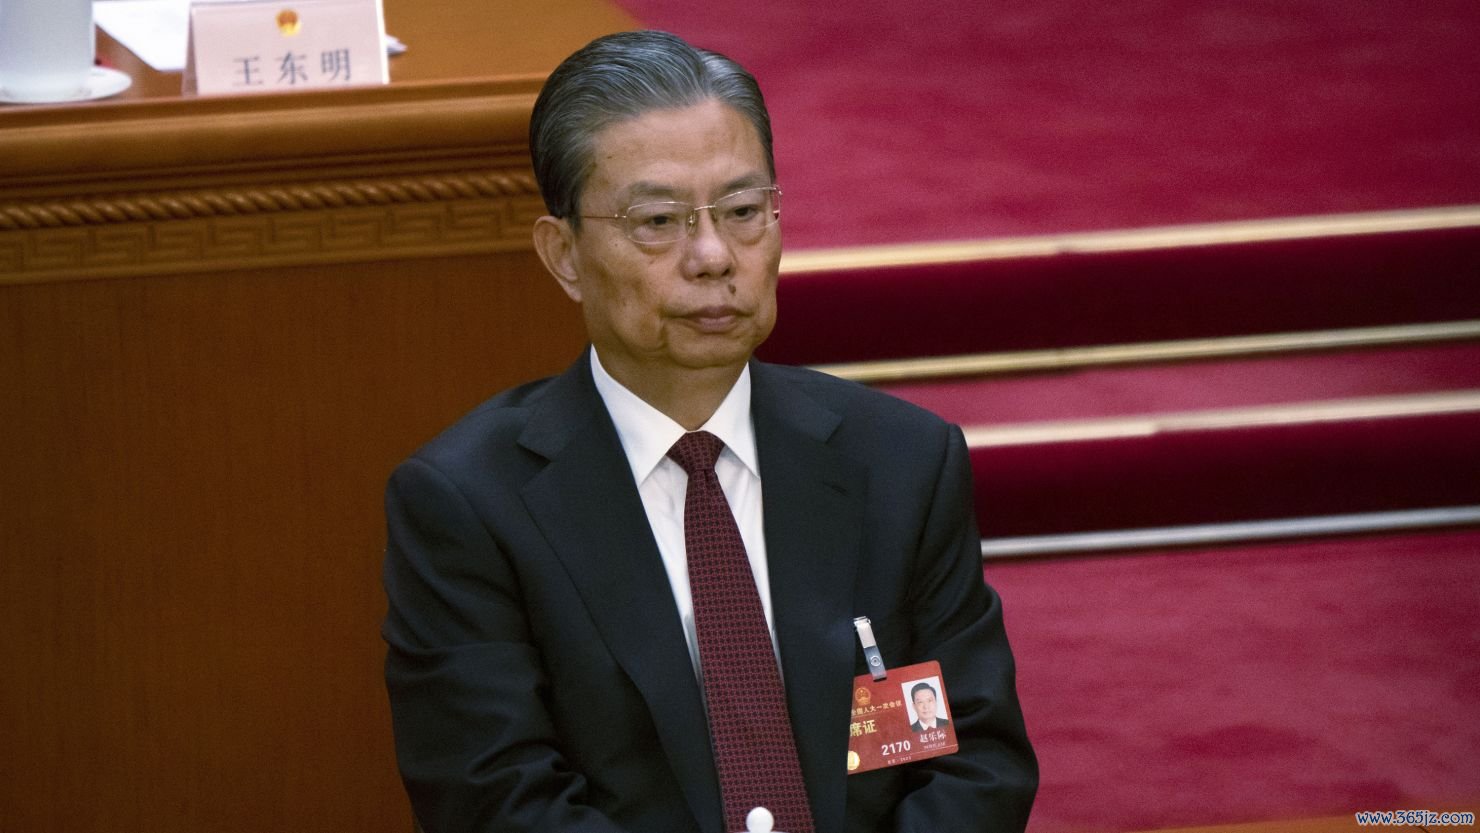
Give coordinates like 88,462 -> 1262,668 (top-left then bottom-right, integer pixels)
589,348 -> 776,678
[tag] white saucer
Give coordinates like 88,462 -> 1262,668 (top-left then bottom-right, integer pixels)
0,66 -> 133,105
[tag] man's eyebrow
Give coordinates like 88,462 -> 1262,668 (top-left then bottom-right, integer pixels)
718,173 -> 772,195
621,182 -> 681,202
619,173 -> 772,204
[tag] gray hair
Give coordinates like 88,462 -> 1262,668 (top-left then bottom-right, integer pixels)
529,30 -> 775,227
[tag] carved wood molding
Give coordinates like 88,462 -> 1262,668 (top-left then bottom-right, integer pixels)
0,78 -> 545,185
0,77 -> 561,284
0,170 -> 538,230
1,169 -> 545,284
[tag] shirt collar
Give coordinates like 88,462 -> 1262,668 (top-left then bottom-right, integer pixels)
589,347 -> 759,484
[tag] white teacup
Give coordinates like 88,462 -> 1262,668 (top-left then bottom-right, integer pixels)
0,0 -> 96,103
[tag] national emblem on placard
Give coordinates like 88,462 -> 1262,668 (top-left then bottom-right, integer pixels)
276,10 -> 301,36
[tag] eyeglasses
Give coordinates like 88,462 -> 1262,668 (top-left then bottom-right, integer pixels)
580,185 -> 782,246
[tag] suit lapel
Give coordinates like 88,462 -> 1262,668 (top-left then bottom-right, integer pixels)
752,362 -> 865,833
516,355 -> 723,833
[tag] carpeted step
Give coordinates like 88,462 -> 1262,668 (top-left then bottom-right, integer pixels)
963,403 -> 1480,537
879,340 -> 1480,425
760,223 -> 1480,366
870,343 -> 1480,537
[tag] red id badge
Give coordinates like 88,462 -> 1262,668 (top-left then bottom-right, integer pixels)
845,660 -> 959,774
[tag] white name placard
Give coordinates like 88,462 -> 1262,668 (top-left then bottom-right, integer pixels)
184,0 -> 388,95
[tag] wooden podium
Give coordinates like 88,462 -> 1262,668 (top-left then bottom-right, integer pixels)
0,3 -> 632,831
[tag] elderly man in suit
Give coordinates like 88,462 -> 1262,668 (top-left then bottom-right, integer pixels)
382,29 -> 1036,833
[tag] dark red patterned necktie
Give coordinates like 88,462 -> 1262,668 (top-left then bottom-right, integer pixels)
667,431 -> 815,833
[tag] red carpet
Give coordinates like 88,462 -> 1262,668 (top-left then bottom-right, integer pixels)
758,225 -> 1480,366
968,411 -> 1480,536
990,528 -> 1480,833
881,342 -> 1480,535
880,341 -> 1480,425
616,0 -> 1480,248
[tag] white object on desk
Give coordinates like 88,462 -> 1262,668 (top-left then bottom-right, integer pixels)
93,0 -> 192,73
94,0 -> 404,73
182,0 -> 388,96
0,0 -> 98,102
0,66 -> 131,104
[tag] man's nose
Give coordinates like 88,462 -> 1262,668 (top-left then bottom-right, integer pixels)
682,208 -> 735,279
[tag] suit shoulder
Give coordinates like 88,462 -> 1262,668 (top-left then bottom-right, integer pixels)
758,362 -> 953,432
405,374 -> 557,474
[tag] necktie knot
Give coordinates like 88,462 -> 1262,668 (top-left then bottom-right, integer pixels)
667,430 -> 725,476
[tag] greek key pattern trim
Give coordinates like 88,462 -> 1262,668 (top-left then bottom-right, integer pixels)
1,170 -> 545,281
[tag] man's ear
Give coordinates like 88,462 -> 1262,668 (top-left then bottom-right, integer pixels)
532,216 -> 583,303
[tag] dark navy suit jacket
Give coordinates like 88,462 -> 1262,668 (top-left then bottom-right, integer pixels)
382,352 -> 1037,833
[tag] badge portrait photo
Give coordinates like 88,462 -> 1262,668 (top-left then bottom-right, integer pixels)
902,676 -> 952,735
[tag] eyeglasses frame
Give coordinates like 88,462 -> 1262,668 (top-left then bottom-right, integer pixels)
577,185 -> 782,245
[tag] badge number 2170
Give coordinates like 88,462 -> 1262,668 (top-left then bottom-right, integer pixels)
845,660 -> 959,774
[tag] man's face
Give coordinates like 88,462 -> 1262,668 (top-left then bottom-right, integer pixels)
913,689 -> 937,724
546,99 -> 780,387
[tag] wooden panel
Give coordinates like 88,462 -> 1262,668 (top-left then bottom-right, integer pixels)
0,253 -> 587,833
0,0 -> 631,830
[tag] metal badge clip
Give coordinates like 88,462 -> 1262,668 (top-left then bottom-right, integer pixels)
852,616 -> 887,681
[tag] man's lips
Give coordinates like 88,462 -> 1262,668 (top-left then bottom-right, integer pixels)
677,306 -> 744,332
